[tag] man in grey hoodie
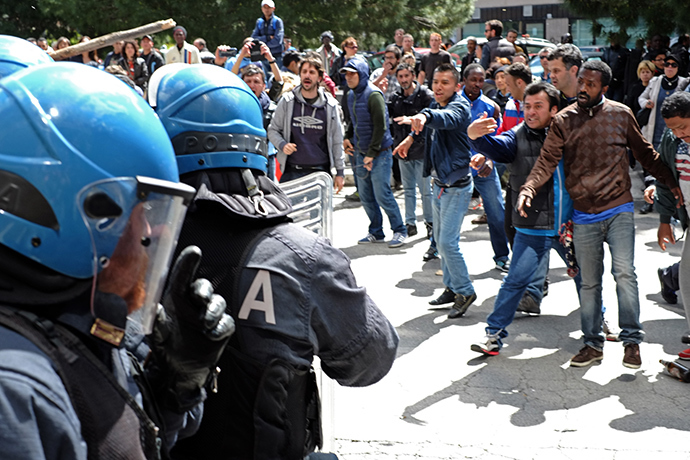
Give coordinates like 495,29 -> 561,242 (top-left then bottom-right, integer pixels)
268,55 -> 346,192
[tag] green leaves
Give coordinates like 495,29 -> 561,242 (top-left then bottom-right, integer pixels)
565,0 -> 689,39
1,0 -> 473,53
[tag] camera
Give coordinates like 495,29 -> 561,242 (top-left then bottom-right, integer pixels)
250,39 -> 264,62
219,48 -> 238,58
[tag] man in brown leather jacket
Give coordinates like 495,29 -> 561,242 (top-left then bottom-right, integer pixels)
517,60 -> 682,370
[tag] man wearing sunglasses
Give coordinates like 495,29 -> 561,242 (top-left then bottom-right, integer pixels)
480,19 -> 515,72
538,47 -> 551,83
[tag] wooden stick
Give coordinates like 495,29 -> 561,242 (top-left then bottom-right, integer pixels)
49,19 -> 176,61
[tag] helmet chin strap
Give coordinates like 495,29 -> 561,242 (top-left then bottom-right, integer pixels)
242,168 -> 269,216
90,289 -> 128,346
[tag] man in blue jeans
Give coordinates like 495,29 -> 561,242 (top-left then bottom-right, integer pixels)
394,63 -> 477,318
341,57 -> 407,248
461,63 -> 511,272
518,61 -> 682,369
467,81 -> 581,355
389,62 -> 437,261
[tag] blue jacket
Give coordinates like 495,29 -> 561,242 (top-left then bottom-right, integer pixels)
420,92 -> 473,185
0,305 -> 201,459
461,89 -> 501,178
252,14 -> 284,58
343,58 -> 393,157
471,123 -> 573,236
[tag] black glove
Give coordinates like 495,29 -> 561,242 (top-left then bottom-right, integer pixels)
148,246 -> 235,412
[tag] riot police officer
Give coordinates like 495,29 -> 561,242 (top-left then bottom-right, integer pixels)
0,57 -> 233,459
148,64 -> 399,460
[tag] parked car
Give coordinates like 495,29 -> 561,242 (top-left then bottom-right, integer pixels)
448,36 -> 556,64
578,45 -> 604,61
529,45 -> 604,81
529,54 -> 546,80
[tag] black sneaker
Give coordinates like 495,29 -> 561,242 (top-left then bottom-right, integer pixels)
658,268 -> 678,304
406,224 -> 418,237
345,191 -> 360,202
429,287 -> 455,306
639,202 -> 654,214
570,345 -> 603,367
422,245 -> 439,261
495,259 -> 510,273
448,292 -> 477,318
425,222 -> 433,240
516,293 -> 540,315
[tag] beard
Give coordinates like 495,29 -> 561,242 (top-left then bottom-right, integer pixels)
97,207 -> 151,314
577,91 -> 602,109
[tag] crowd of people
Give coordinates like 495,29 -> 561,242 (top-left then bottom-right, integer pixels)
6,1 -> 690,457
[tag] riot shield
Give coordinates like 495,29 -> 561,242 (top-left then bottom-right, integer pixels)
280,171 -> 333,240
279,171 -> 336,453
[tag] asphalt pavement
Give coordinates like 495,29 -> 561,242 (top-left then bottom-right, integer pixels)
321,168 -> 690,460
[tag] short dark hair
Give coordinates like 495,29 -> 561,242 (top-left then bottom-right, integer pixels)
508,29 -> 519,35
485,19 -> 503,37
463,63 -> 484,81
581,60 -> 612,87
384,44 -> 402,60
435,62 -> 461,84
299,55 -> 324,77
241,64 -> 265,81
524,81 -> 560,109
506,62 -> 532,84
283,51 -> 303,68
547,44 -> 583,71
395,62 -> 416,76
661,91 -> 690,119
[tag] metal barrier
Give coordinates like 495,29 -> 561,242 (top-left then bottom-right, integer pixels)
279,171 -> 336,453
280,171 -> 333,240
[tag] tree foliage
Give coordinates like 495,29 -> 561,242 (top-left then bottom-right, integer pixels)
564,0 -> 690,39
0,0 -> 474,52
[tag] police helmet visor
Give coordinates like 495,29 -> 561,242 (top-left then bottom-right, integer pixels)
78,176 -> 194,334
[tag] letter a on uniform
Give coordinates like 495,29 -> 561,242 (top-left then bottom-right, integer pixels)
238,269 -> 276,324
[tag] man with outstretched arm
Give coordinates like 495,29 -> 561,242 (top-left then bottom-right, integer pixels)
394,63 -> 477,319
517,60 -> 682,369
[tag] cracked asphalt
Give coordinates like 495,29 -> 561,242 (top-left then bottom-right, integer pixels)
317,168 -> 690,460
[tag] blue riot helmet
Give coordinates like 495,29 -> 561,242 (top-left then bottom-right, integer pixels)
0,34 -> 54,78
151,64 -> 269,175
0,63 -> 195,339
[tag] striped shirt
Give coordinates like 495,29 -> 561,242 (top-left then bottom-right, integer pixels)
676,140 -> 690,182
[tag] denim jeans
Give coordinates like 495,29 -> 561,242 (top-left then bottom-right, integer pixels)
573,212 -> 643,349
473,168 -> 510,263
399,158 -> 432,226
432,181 -> 475,296
354,149 -> 406,239
486,232 -> 582,348
524,233 -> 583,303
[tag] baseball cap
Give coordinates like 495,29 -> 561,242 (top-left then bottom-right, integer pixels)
261,0 -> 275,7
339,67 -> 358,74
142,34 -> 154,42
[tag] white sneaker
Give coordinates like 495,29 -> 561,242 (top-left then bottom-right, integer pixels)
388,232 -> 406,248
471,335 -> 500,356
